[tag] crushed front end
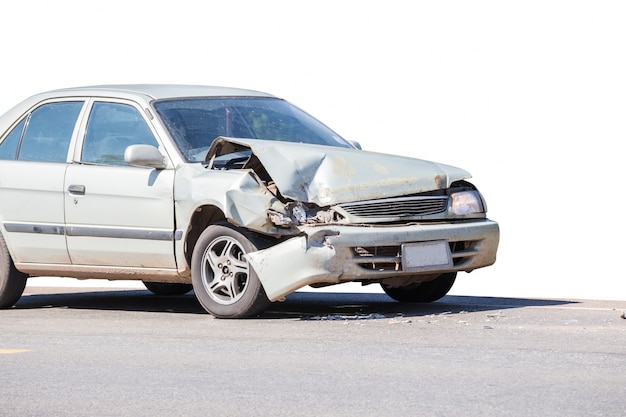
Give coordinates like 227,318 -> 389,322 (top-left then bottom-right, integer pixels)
206,137 -> 500,301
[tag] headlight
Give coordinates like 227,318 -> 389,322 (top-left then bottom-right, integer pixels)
450,190 -> 486,215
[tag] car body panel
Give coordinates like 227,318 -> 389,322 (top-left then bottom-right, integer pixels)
207,137 -> 471,206
64,164 -> 177,268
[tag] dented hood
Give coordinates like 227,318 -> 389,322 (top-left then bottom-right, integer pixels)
207,137 -> 471,206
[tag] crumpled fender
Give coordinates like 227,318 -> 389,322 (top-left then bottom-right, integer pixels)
174,163 -> 289,236
222,172 -> 277,231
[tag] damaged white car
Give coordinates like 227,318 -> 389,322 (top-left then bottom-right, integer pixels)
0,85 -> 499,318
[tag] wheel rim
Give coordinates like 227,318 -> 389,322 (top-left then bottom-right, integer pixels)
200,235 -> 250,305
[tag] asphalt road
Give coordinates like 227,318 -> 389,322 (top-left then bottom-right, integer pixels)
1,286 -> 625,417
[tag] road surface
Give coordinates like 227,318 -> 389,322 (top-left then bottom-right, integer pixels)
1,285 -> 625,417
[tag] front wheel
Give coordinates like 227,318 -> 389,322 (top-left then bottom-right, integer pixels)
0,233 -> 28,308
381,272 -> 457,303
191,224 -> 270,318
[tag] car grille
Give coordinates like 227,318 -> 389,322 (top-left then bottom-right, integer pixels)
338,196 -> 448,219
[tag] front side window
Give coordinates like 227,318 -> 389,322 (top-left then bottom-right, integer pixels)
16,102 -> 83,162
82,102 -> 159,165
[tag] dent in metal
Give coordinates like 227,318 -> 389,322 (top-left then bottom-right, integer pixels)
247,220 -> 499,302
173,163 -> 290,237
181,137 -> 494,298
222,172 -> 280,231
206,137 -> 471,206
246,234 -> 340,301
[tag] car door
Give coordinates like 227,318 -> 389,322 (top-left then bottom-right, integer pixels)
64,100 -> 177,268
0,100 -> 85,264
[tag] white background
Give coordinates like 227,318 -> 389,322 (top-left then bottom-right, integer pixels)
1,1 -> 624,300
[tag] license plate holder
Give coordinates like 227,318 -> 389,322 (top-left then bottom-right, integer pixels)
402,241 -> 453,272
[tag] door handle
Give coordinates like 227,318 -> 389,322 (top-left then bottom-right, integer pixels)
68,184 -> 86,195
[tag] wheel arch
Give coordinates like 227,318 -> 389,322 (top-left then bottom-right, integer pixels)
184,204 -> 227,266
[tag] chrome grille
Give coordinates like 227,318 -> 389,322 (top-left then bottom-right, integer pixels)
338,196 -> 448,218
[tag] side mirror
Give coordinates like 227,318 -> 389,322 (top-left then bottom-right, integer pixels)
124,144 -> 167,169
348,140 -> 362,150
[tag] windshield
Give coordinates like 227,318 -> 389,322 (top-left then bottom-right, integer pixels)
153,97 -> 352,162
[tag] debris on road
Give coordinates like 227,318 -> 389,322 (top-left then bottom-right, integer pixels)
486,310 -> 504,318
306,313 -> 387,321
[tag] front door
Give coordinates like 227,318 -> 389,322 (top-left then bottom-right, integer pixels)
64,101 -> 177,269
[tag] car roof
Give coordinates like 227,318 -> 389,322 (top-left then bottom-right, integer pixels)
48,84 -> 276,100
0,85 -> 278,136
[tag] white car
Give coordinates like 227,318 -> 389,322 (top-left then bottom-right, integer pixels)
0,85 -> 499,318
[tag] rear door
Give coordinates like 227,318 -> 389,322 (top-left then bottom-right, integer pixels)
0,100 -> 85,264
64,100 -> 177,268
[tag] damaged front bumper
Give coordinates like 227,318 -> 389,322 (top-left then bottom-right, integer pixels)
246,219 -> 500,301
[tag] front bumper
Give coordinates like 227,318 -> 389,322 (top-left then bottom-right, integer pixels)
246,219 -> 500,301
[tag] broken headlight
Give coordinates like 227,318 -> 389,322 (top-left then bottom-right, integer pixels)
268,202 -> 339,228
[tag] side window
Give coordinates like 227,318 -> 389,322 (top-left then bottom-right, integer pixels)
18,102 -> 83,162
82,102 -> 159,166
0,119 -> 26,160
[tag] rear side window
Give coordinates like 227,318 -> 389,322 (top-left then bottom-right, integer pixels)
16,102 -> 83,162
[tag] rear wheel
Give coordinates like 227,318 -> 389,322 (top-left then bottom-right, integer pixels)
381,272 -> 457,303
191,224 -> 270,318
0,234 -> 28,308
143,281 -> 193,296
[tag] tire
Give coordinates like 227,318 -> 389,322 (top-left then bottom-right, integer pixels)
191,224 -> 270,318
143,281 -> 193,296
381,272 -> 457,303
0,233 -> 28,308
